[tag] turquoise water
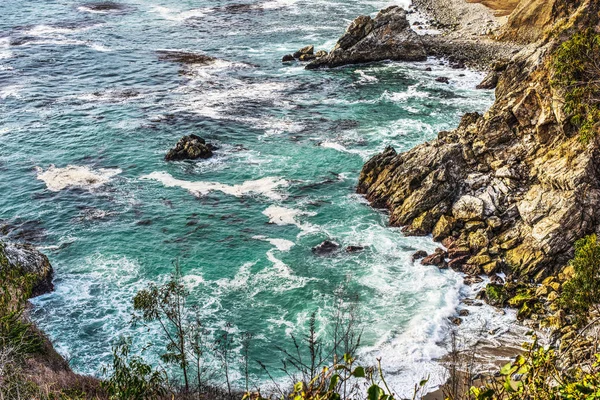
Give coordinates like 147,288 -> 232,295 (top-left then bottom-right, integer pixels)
1,0 -> 507,394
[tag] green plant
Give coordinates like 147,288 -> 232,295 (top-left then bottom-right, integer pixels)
552,29 -> 600,143
560,234 -> 600,325
101,338 -> 167,400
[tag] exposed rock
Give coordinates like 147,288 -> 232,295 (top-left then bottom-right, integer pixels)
357,0 -> 600,283
306,6 -> 426,69
436,76 -> 450,84
312,240 -> 340,255
0,241 -> 53,297
412,250 -> 428,261
346,245 -> 365,253
476,71 -> 500,90
165,135 -> 216,161
282,54 -> 295,62
293,45 -> 314,58
157,50 -> 217,65
80,1 -> 128,12
421,248 -> 446,266
315,50 -> 328,58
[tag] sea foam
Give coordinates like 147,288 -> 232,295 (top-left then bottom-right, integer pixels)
141,171 -> 288,200
36,165 -> 122,192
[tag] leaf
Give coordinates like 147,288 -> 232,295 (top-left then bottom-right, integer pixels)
368,384 -> 384,400
352,366 -> 366,378
329,374 -> 340,391
419,377 -> 429,387
294,382 -> 303,393
500,362 -> 513,376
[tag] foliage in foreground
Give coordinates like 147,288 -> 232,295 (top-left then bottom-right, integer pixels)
552,28 -> 600,143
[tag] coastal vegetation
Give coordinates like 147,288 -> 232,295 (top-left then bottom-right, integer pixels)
552,29 -> 600,143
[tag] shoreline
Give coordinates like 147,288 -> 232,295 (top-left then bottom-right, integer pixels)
410,0 -> 524,70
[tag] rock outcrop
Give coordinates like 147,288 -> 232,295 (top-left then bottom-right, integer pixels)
306,6 -> 426,69
165,135 -> 216,161
0,241 -> 54,296
358,0 -> 600,283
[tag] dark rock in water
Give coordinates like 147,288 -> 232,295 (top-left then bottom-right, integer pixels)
157,50 -> 217,65
282,54 -> 295,62
80,1 -> 127,11
315,50 -> 328,58
463,275 -> 484,285
293,45 -> 314,58
412,250 -> 428,261
421,248 -> 446,266
346,245 -> 365,253
312,240 -> 340,255
0,241 -> 53,297
299,54 -> 317,61
436,76 -> 450,83
306,6 -> 426,69
221,3 -> 261,13
425,67 -> 432,71
449,317 -> 462,326
476,70 -> 499,89
165,134 -> 216,161
459,309 -> 470,317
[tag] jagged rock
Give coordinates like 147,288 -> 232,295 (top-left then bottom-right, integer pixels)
165,135 -> 215,161
0,241 -> 53,297
293,45 -> 314,58
312,240 -> 340,255
421,248 -> 446,266
346,245 -> 365,253
432,215 -> 455,241
476,71 -> 499,89
315,50 -> 328,57
357,1 -> 600,283
282,54 -> 295,62
306,6 -> 426,69
412,250 -> 428,261
436,76 -> 450,84
450,317 -> 462,326
459,309 -> 470,317
464,275 -> 484,285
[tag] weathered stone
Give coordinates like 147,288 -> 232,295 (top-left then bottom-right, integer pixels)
432,215 -> 455,241
312,240 -> 340,255
468,230 -> 489,252
468,254 -> 492,267
476,70 -> 499,89
307,6 -> 426,69
463,264 -> 482,276
421,248 -> 446,266
547,291 -> 559,302
0,241 -> 53,297
452,195 -> 485,221
485,284 -> 508,307
315,50 -> 328,57
165,135 -> 215,161
412,250 -> 428,261
282,54 -> 295,62
448,255 -> 470,270
293,45 -> 314,58
464,275 -> 484,285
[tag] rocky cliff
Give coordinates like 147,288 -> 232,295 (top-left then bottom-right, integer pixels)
0,240 -> 54,296
358,0 -> 599,288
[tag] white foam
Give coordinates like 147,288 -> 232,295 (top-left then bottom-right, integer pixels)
36,165 -> 122,192
141,171 -> 288,200
261,0 -> 299,10
253,235 -> 295,252
150,5 -> 213,21
0,85 -> 22,99
262,205 -> 317,234
0,37 -> 13,60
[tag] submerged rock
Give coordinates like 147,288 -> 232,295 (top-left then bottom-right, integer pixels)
312,240 -> 340,255
306,6 -> 426,69
157,50 -> 217,65
0,241 -> 53,297
346,245 -> 365,253
80,1 -> 127,12
165,135 -> 216,161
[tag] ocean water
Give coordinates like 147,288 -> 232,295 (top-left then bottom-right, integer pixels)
0,0 -> 517,395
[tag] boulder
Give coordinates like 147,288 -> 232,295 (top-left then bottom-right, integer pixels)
282,54 -> 295,62
346,245 -> 365,253
306,6 -> 426,69
157,50 -> 216,65
436,77 -> 450,84
421,248 -> 446,266
412,250 -> 428,261
0,241 -> 53,297
452,196 -> 485,221
293,45 -> 314,58
165,135 -> 215,161
312,240 -> 340,255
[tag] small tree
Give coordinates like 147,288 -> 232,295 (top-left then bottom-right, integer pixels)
132,260 -> 192,391
560,234 -> 600,324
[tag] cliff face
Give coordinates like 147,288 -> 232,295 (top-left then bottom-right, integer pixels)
0,241 -> 54,296
358,0 -> 600,283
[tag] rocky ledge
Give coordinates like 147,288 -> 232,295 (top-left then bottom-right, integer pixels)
306,6 -> 426,69
0,241 -> 54,296
358,0 -> 599,292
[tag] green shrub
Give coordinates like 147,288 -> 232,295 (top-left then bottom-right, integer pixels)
552,29 -> 600,143
560,234 -> 600,325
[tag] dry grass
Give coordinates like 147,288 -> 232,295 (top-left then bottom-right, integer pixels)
466,0 -> 520,16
